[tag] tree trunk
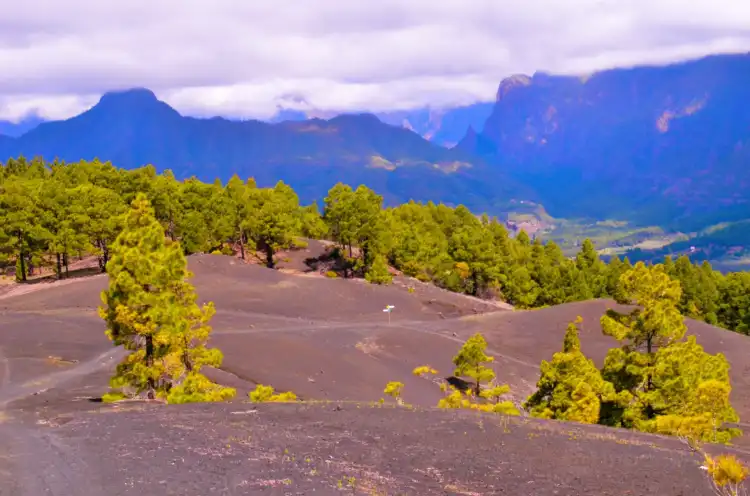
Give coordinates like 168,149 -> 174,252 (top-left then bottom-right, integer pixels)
239,233 -> 245,261
145,335 -> 156,399
26,254 -> 34,278
101,240 -> 109,272
56,253 -> 63,280
18,249 -> 27,282
264,243 -> 275,268
63,253 -> 69,277
182,340 -> 193,373
346,243 -> 353,278
646,336 -> 653,391
97,239 -> 110,272
475,367 -> 481,397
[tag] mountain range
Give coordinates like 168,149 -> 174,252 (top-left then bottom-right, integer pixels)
1,52 -> 749,232
0,88 -> 527,211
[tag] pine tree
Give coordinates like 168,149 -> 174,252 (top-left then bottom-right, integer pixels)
599,262 -> 740,442
0,177 -> 53,281
223,175 -> 253,259
717,272 -> 750,334
76,183 -> 127,272
243,181 -> 300,268
601,262 -> 686,354
640,336 -> 739,443
452,333 -> 496,396
99,193 -> 235,402
525,317 -> 614,423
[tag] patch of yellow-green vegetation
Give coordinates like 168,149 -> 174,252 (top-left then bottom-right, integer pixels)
249,384 -> 298,402
368,155 -> 397,171
290,237 -> 308,249
507,212 -> 539,223
506,201 -> 555,223
443,483 -> 482,495
102,391 -> 127,403
541,218 -> 667,254
432,161 -> 472,173
656,98 -> 707,132
680,436 -> 749,496
295,123 -> 336,134
382,381 -> 405,406
390,335 -> 521,416
336,476 -> 357,489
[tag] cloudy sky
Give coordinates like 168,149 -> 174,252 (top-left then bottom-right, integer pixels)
1,0 -> 749,122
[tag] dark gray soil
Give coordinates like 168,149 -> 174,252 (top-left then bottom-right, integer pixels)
0,254 -> 748,495
0,401 -> 736,496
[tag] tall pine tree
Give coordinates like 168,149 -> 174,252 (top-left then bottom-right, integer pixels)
599,262 -> 739,442
99,194 -> 235,403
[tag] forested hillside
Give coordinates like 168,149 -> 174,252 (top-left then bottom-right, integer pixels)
2,155 -> 750,335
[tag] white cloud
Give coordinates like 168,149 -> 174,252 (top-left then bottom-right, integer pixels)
0,0 -> 749,121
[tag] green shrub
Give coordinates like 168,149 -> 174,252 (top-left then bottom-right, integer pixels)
325,270 -> 338,278
291,238 -> 309,250
365,255 -> 392,285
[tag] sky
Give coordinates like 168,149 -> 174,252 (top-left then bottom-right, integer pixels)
1,0 -> 750,122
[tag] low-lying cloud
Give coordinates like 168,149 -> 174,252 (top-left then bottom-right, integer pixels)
1,0 -> 749,121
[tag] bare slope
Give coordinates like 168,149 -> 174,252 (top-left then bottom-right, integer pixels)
0,401 -> 738,496
1,255 -> 750,494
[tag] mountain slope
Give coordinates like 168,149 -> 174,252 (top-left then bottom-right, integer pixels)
468,53 -> 750,227
0,88 -> 530,209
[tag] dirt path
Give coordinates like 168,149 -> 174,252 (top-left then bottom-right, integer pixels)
213,319 -> 540,370
0,347 -> 126,408
0,341 -> 125,495
0,274 -> 106,302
